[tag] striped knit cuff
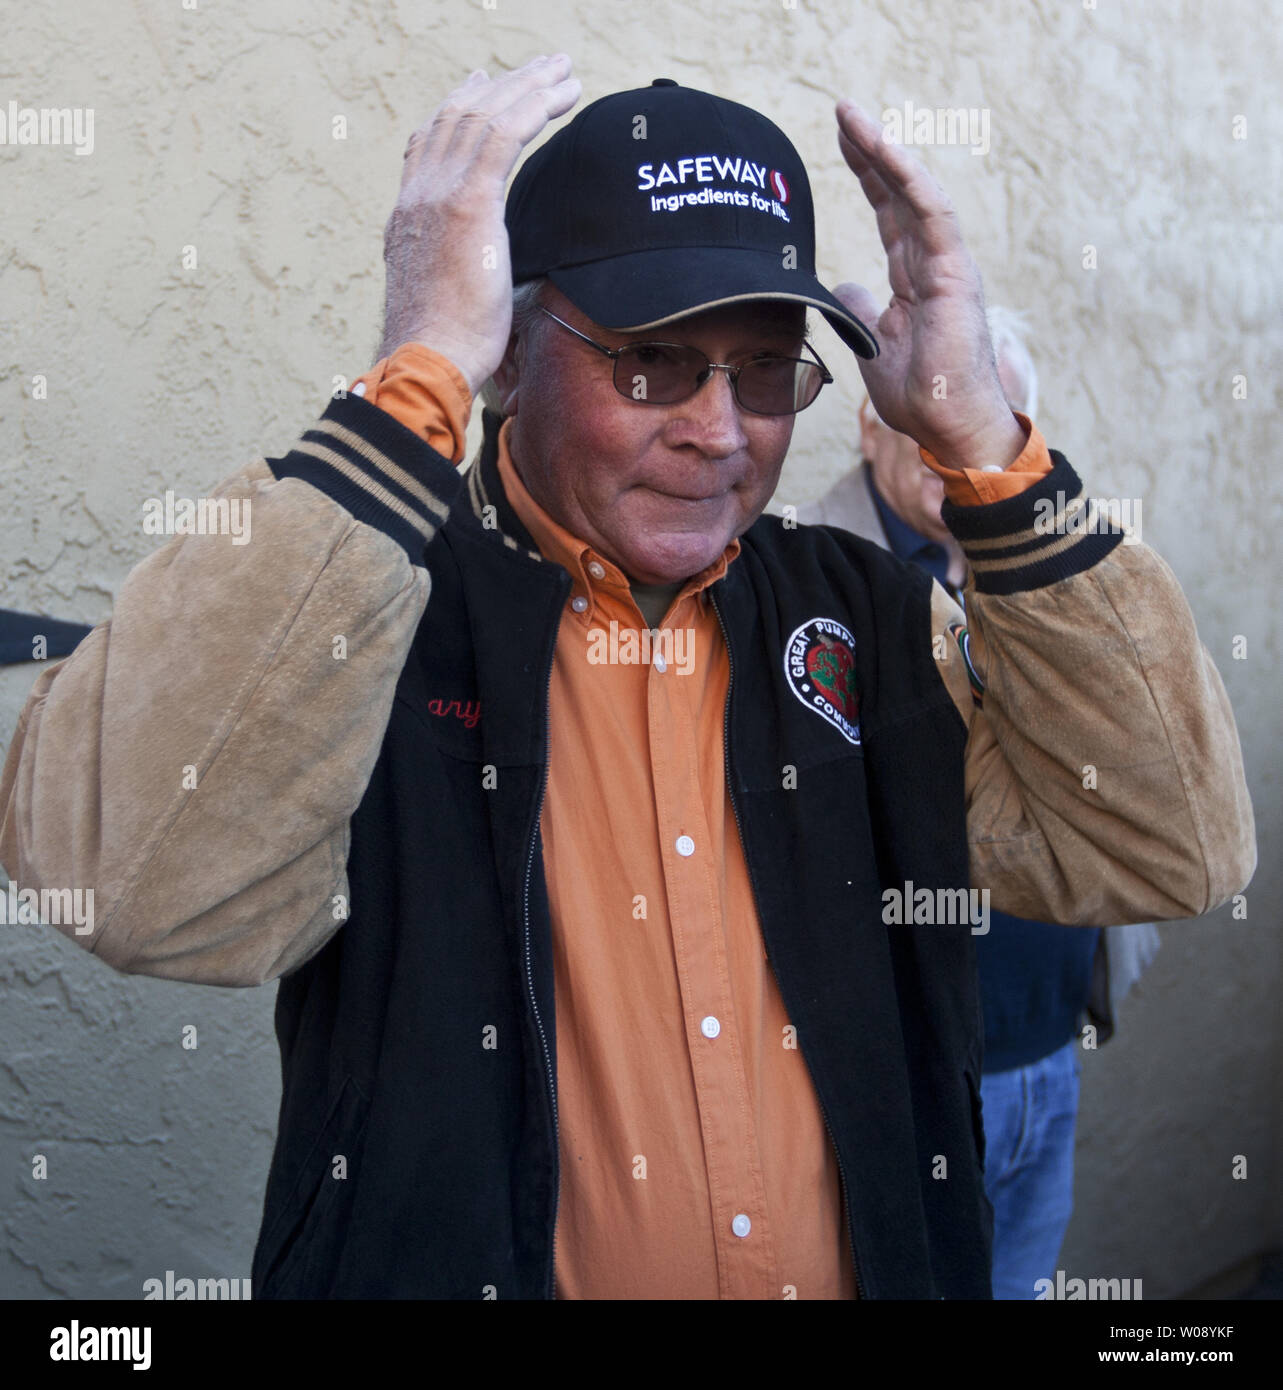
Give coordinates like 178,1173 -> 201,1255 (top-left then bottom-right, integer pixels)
941,451 -> 1125,595
268,393 -> 464,564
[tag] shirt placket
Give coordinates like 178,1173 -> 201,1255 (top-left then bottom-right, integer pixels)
646,594 -> 779,1300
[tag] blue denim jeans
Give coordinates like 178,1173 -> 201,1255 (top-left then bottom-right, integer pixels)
979,1039 -> 1081,1300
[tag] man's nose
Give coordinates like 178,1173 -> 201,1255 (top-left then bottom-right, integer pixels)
667,366 -> 750,457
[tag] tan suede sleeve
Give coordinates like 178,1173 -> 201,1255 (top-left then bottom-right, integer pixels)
930,541 -> 1257,925
0,383 -> 473,986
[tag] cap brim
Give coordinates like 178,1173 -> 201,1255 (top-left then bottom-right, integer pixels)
547,247 -> 879,359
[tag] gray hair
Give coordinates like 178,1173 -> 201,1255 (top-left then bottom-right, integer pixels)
479,277 -> 550,415
985,305 -> 1039,418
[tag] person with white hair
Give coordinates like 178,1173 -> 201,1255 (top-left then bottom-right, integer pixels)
803,305 -> 1036,598
800,308 -> 1160,1299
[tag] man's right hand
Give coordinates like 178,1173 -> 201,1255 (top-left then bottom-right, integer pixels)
378,54 -> 581,394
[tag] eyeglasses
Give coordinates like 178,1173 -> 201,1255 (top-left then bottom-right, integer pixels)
536,307 -> 833,416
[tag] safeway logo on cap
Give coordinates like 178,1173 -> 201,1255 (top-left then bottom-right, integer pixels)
636,155 -> 779,192
638,154 -> 793,223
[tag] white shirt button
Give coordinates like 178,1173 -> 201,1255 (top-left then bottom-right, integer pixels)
700,1015 -> 720,1039
352,380 -> 367,397
980,463 -> 1003,473
653,652 -> 668,673
571,595 -> 588,613
732,1214 -> 751,1238
587,560 -> 606,580
675,834 -> 695,857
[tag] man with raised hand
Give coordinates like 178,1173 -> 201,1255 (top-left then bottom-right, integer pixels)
0,55 -> 1254,1299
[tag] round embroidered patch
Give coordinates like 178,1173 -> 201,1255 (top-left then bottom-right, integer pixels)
784,617 -> 861,746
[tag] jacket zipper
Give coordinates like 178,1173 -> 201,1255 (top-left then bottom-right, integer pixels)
710,588 -> 868,1301
524,623 -> 560,1300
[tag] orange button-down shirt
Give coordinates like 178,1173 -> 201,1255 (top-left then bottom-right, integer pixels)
350,342 -> 1050,1300
494,422 -> 858,1301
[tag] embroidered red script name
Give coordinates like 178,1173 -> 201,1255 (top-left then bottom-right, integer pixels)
428,698 -> 481,729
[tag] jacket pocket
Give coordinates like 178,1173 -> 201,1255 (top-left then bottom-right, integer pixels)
254,1074 -> 370,1298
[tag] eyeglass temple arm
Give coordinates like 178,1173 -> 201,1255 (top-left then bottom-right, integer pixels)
537,307 -> 621,359
543,304 -> 836,381
802,339 -> 835,383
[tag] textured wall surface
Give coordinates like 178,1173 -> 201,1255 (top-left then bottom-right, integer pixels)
1,0 -> 1279,1300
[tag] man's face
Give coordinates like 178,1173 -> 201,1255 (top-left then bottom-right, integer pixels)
862,354 -> 1026,544
498,285 -> 805,585
859,405 -> 953,544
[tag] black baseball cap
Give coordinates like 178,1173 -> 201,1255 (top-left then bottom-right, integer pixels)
505,78 -> 879,359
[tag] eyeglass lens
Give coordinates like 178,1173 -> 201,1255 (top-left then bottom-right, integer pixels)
614,344 -> 823,415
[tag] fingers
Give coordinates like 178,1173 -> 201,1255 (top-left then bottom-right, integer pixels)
402,68 -> 490,170
454,53 -> 574,122
836,100 -> 949,217
835,99 -> 963,259
452,71 -> 582,177
403,55 -> 579,185
834,104 -> 896,213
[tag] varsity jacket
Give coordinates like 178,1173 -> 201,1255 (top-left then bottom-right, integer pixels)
0,395 -> 1256,1299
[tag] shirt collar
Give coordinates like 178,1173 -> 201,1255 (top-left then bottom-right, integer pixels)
864,463 -> 952,589
494,416 -> 740,624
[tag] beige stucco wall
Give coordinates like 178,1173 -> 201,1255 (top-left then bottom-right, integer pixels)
2,0 -> 1278,1298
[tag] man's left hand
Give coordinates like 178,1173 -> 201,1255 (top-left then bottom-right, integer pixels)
832,99 -> 1026,474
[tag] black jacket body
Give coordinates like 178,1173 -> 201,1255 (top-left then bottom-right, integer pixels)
251,413 -> 989,1300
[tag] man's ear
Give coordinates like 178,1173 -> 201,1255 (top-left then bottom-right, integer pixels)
491,330 -> 524,417
857,396 -> 880,462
